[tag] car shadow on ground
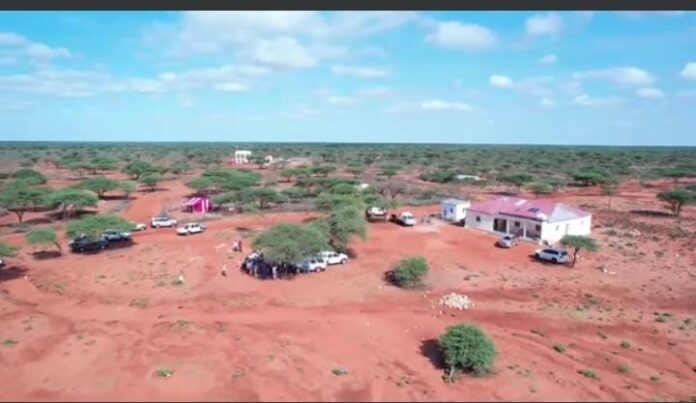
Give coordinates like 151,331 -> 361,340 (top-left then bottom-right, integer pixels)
420,339 -> 446,370
0,265 -> 28,283
526,254 -> 571,268
31,250 -> 63,260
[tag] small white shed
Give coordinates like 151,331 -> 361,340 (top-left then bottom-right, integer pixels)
441,198 -> 471,223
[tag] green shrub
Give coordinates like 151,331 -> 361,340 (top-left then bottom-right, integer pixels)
390,257 -> 429,288
438,323 -> 497,380
553,343 -> 566,353
617,364 -> 630,374
154,367 -> 174,378
620,341 -> 632,349
578,369 -> 598,379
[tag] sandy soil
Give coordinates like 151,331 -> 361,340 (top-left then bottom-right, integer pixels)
1,168 -> 695,402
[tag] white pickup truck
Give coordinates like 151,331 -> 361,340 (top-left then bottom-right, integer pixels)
317,251 -> 349,265
176,222 -> 206,236
151,216 -> 178,228
390,211 -> 416,227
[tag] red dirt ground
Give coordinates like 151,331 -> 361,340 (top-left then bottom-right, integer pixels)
1,169 -> 695,402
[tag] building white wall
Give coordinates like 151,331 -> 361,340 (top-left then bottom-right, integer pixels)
441,202 -> 469,222
234,150 -> 252,164
464,211 -> 496,231
541,215 -> 592,244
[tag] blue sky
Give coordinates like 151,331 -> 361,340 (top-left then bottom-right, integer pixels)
0,11 -> 695,145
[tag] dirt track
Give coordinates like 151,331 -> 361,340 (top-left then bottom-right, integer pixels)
1,174 -> 695,401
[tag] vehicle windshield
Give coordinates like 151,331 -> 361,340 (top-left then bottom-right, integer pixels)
403,213 -> 413,219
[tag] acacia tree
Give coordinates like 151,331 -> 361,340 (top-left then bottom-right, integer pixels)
139,172 -> 161,192
79,177 -> 120,199
26,228 -> 62,255
237,187 -> 287,210
122,160 -> 155,180
119,180 -> 137,200
527,182 -> 553,198
44,188 -> 99,220
0,181 -> 51,223
560,235 -> 599,268
439,323 -> 497,381
657,189 -> 695,217
252,223 -> 329,264
66,214 -> 136,240
0,240 -> 19,259
379,164 -> 401,179
601,182 -> 619,210
321,205 -> 367,252
497,173 -> 534,193
11,169 -> 47,185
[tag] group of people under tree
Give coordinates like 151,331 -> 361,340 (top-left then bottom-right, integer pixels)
241,252 -> 310,280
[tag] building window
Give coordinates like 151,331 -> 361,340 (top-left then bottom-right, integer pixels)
514,221 -> 520,228
535,225 -> 541,232
476,216 -> 481,222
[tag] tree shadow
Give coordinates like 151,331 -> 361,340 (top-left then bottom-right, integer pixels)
0,265 -> 29,283
100,194 -> 133,201
420,339 -> 446,370
345,247 -> 358,259
630,209 -> 673,218
22,216 -> 53,225
46,210 -> 97,221
31,250 -> 62,260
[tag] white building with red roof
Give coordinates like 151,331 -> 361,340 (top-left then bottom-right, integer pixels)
463,196 -> 592,244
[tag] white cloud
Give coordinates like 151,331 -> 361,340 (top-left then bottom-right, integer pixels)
636,87 -> 665,99
331,64 -> 389,78
356,86 -> 391,97
0,31 -> 71,64
574,66 -> 655,86
24,43 -> 71,61
249,37 -> 317,70
573,93 -> 623,107
537,54 -> 558,65
213,82 -> 249,92
489,74 -> 514,88
0,32 -> 29,46
540,97 -> 556,109
426,21 -> 496,51
680,62 -> 696,80
526,13 -> 564,37
420,99 -> 472,112
286,104 -> 321,118
326,95 -> 357,106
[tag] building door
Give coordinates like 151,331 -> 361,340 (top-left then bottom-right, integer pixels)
493,218 -> 507,233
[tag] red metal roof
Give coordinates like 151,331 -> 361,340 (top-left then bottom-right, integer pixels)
468,196 -> 590,223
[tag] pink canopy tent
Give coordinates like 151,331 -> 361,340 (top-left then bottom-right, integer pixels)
183,196 -> 213,213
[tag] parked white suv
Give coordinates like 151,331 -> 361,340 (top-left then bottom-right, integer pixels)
534,248 -> 570,264
176,222 -> 206,236
151,216 -> 178,228
301,257 -> 328,272
317,251 -> 348,265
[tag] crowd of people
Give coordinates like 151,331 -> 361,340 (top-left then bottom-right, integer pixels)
241,252 -> 306,280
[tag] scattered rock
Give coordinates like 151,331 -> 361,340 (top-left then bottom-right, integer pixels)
439,293 -> 474,310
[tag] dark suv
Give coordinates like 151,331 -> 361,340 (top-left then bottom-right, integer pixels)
70,234 -> 109,253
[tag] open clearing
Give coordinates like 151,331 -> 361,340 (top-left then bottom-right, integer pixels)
1,159 -> 695,402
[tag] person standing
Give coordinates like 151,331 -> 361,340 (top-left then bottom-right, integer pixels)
237,238 -> 243,253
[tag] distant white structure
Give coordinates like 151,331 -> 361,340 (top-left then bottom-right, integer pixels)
357,183 -> 370,191
464,196 -> 591,245
441,198 -> 471,223
264,155 -> 274,164
234,150 -> 252,164
456,174 -> 482,181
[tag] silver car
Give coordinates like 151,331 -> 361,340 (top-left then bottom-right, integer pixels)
497,234 -> 519,248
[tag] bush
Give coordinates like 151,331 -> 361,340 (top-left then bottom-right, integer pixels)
620,340 -> 631,349
617,364 -> 630,374
553,343 -> 566,353
439,323 -> 497,380
390,257 -> 429,288
578,369 -> 598,379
